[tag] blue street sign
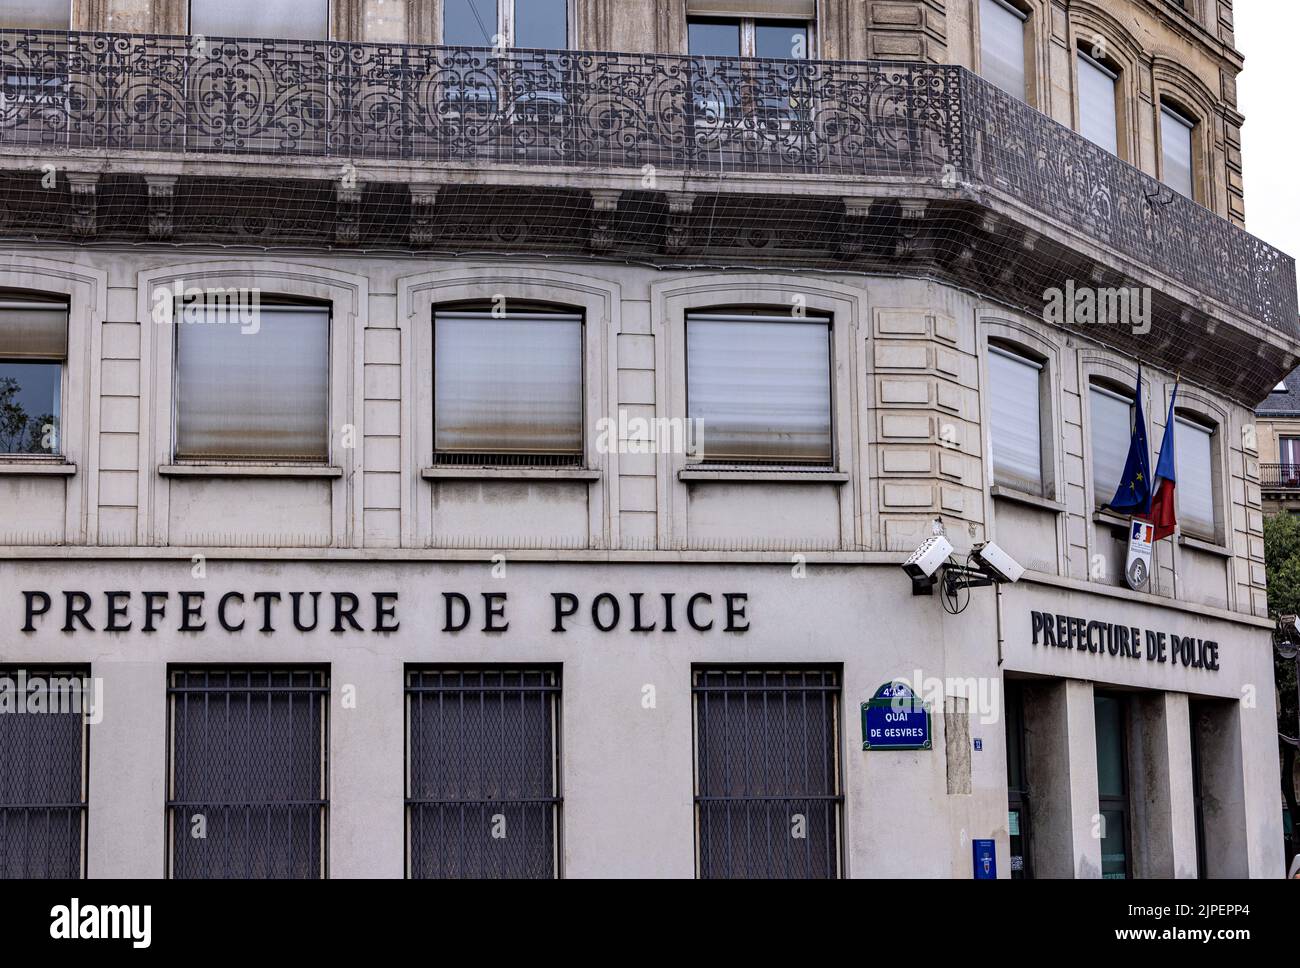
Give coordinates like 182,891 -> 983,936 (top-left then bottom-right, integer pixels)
860,681 -> 931,751
973,839 -> 997,879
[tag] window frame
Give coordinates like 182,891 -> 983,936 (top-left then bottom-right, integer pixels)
0,295 -> 68,460
430,305 -> 586,467
404,665 -> 563,879
170,300 -> 334,465
686,15 -> 814,59
987,341 -> 1049,498
187,0 -> 332,40
1087,380 -> 1138,510
1093,690 -> 1133,880
0,0 -> 71,30
1004,677 -> 1032,879
977,0 -> 1032,103
1172,410 -> 1220,543
1157,99 -> 1198,202
1075,47 -> 1122,156
442,0 -> 574,48
683,308 -> 835,467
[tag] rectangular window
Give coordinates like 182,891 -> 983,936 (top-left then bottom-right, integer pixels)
686,313 -> 832,464
688,17 -> 809,58
988,346 -> 1043,494
1004,679 -> 1031,879
1174,416 -> 1216,538
189,0 -> 330,40
406,667 -> 561,879
1094,692 -> 1130,879
980,0 -> 1028,101
167,668 -> 328,879
0,299 -> 66,456
513,0 -> 569,48
444,0 -> 498,45
174,303 -> 330,462
1,1 -> 70,29
0,668 -> 88,879
688,18 -> 742,57
1160,105 -> 1195,199
1280,436 -> 1300,467
1077,51 -> 1119,155
1090,384 -> 1134,506
433,310 -> 583,464
693,667 -> 843,878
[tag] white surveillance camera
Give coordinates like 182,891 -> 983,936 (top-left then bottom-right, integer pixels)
973,542 -> 1024,584
903,535 -> 954,581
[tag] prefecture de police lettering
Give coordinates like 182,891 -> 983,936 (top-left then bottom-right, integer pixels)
1030,611 -> 1219,672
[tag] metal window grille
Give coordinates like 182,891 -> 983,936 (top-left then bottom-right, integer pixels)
0,667 -> 89,879
406,667 -> 562,879
167,668 -> 328,879
692,666 -> 843,878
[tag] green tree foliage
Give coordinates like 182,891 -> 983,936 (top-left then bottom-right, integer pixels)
1264,512 -> 1300,737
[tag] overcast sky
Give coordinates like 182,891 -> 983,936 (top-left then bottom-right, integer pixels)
1235,1 -> 1300,274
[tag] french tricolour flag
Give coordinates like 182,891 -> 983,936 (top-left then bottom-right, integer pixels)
1147,385 -> 1179,540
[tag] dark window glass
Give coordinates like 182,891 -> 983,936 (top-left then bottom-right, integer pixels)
0,668 -> 88,878
693,667 -> 842,878
1190,702 -> 1207,879
445,0 -> 498,46
167,668 -> 328,879
514,0 -> 567,48
1005,679 -> 1030,878
1094,693 -> 1130,878
688,18 -> 741,57
406,668 -> 561,878
0,361 -> 59,455
754,20 -> 807,59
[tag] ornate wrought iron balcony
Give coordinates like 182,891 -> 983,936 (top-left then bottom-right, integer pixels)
1261,464 -> 1300,490
0,29 -> 1295,353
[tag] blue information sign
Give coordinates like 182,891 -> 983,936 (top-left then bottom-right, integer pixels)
973,839 -> 997,879
860,682 -> 931,751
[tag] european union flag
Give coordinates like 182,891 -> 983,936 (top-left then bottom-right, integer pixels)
1102,366 -> 1152,516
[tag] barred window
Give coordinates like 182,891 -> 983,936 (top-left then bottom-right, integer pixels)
0,297 -> 67,456
0,667 -> 89,879
406,667 -> 562,878
167,668 -> 328,879
693,667 -> 843,878
433,310 -> 583,465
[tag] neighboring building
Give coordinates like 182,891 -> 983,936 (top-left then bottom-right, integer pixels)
1256,366 -> 1300,514
0,0 -> 1294,878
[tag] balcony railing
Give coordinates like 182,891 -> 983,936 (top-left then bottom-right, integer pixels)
0,29 -> 1295,335
1261,464 -> 1300,489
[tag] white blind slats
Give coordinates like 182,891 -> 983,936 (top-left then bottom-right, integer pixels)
1174,417 -> 1215,538
0,304 -> 68,359
1090,386 -> 1133,505
980,0 -> 1027,101
686,316 -> 831,463
989,348 -> 1042,493
1078,53 -> 1119,155
1,1 -> 70,30
1160,106 -> 1195,199
175,306 -> 330,461
434,313 -> 583,455
190,0 -> 329,41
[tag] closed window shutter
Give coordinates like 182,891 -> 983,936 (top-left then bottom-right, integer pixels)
1090,385 -> 1133,505
980,0 -> 1027,101
1160,106 -> 1195,198
175,304 -> 330,461
686,314 -> 832,463
1078,52 -> 1119,155
434,312 -> 583,456
0,1 -> 71,30
189,0 -> 329,40
0,302 -> 68,359
989,347 -> 1043,494
1174,417 -> 1216,537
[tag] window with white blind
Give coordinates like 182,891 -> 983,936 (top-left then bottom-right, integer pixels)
189,0 -> 330,40
1,0 -> 70,29
1174,416 -> 1216,539
433,310 -> 583,464
980,0 -> 1028,101
0,298 -> 67,456
988,346 -> 1044,494
686,312 -> 832,464
1077,51 -> 1120,155
1090,384 -> 1134,506
175,303 -> 330,462
1160,104 -> 1195,199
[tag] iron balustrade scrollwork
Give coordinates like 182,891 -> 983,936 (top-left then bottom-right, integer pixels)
0,28 -> 1293,335
1261,463 -> 1300,489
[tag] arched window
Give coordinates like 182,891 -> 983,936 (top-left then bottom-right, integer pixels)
0,292 -> 68,456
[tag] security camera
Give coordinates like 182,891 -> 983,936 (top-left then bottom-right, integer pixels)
972,542 -> 1023,585
903,535 -> 954,582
